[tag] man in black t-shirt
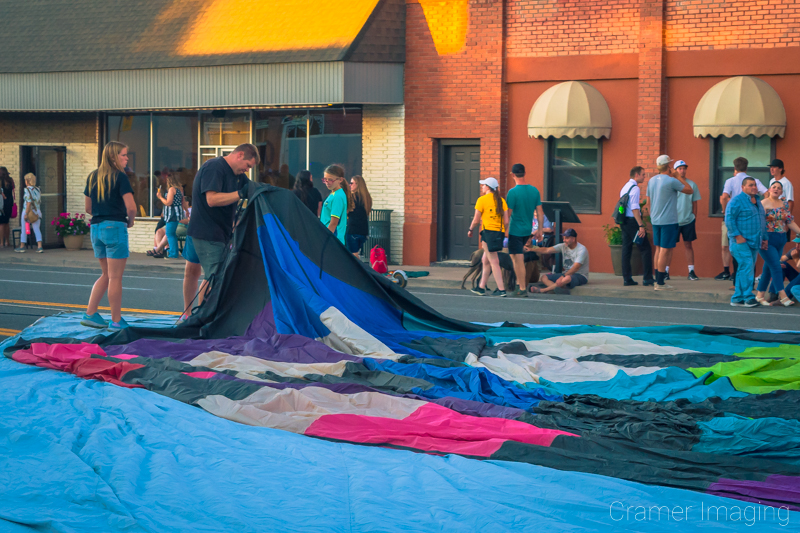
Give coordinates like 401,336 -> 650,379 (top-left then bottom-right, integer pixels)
187,143 -> 258,283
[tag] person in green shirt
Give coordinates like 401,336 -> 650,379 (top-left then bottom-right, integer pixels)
505,164 -> 544,297
320,164 -> 352,245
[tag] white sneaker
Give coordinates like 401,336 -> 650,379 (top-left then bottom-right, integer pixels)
654,283 -> 675,291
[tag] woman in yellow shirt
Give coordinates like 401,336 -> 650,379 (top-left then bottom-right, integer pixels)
467,177 -> 509,296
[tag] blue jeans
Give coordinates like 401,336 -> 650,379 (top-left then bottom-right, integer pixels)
757,231 -> 786,293
729,240 -> 757,303
792,284 -> 800,302
165,221 -> 180,258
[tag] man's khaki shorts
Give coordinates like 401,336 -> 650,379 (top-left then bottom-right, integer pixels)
721,222 -> 728,248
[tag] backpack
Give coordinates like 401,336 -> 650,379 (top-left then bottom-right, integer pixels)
613,182 -> 637,225
370,246 -> 388,274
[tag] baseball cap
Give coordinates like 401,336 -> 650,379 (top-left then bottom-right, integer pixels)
673,160 -> 687,169
769,159 -> 784,169
479,177 -> 499,190
656,155 -> 673,166
511,163 -> 525,176
562,228 -> 577,238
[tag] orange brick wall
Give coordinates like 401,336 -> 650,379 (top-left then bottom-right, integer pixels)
404,0 -> 505,265
637,0 -> 667,174
506,0 -> 639,57
666,0 -> 800,50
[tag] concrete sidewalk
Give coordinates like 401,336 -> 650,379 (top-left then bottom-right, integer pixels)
0,246 -> 737,304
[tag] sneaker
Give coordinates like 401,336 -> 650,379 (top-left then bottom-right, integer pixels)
470,287 -> 486,296
623,280 -> 639,286
664,272 -> 670,281
730,301 -> 745,307
492,289 -> 507,297
714,271 -> 731,281
108,317 -> 130,330
654,283 -> 675,291
80,312 -> 108,329
743,299 -> 760,308
687,270 -> 699,281
37,248 -> 44,253
513,288 -> 528,297
14,248 -> 25,253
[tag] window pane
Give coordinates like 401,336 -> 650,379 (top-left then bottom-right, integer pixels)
549,136 -> 599,212
718,135 -> 771,168
152,114 -> 198,217
308,109 -> 362,200
253,112 -> 307,188
107,115 -> 150,218
200,112 -> 250,146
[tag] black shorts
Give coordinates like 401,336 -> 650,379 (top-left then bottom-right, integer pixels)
678,220 -> 697,242
508,234 -> 530,255
480,230 -> 505,253
155,218 -> 166,232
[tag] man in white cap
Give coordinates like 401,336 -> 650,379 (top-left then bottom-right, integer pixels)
674,160 -> 701,281
646,155 -> 693,290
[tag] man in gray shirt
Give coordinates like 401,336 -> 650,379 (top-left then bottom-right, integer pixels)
527,228 -> 588,294
674,160 -> 701,281
646,155 -> 693,290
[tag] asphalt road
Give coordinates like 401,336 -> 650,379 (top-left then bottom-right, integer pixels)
1,264 -> 799,339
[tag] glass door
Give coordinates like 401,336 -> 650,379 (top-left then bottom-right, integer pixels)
20,146 -> 66,248
199,146 -> 236,166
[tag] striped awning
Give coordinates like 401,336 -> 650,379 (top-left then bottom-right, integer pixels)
693,76 -> 786,138
527,81 -> 612,139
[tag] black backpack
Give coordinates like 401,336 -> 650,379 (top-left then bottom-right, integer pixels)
613,182 -> 637,225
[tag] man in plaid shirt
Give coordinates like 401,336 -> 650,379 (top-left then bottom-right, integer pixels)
725,177 -> 767,308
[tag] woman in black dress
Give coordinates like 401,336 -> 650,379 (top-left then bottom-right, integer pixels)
0,167 -> 14,247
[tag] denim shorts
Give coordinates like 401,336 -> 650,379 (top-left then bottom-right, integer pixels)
182,235 -> 200,265
90,220 -> 129,260
346,234 -> 367,254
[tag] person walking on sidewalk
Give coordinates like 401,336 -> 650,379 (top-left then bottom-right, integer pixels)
674,160 -> 701,280
716,157 -> 768,282
346,175 -> 371,257
80,141 -> 137,330
726,177 -> 766,308
619,166 -> 654,286
17,173 -> 44,253
505,164 -> 543,296
646,155 -> 693,290
754,181 -> 799,307
187,144 -> 257,286
468,177 -> 509,297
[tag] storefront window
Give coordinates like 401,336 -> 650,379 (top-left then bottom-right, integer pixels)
106,115 -> 150,218
253,112 -> 307,188
309,109 -> 362,199
153,114 -> 198,215
546,136 -> 601,213
710,135 -> 774,215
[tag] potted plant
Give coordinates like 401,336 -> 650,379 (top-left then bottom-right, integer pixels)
603,224 -> 643,277
52,212 -> 90,251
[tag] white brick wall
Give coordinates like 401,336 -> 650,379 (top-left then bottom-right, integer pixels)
362,105 -> 405,264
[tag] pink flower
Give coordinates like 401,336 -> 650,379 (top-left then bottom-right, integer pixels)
69,221 -> 74,226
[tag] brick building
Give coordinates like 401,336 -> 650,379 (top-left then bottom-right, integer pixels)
2,0 -> 799,276
405,0 -> 800,276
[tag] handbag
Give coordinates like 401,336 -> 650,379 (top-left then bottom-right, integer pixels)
11,203 -> 16,218
24,187 -> 39,223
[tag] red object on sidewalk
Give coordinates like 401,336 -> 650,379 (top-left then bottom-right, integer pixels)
370,246 -> 388,274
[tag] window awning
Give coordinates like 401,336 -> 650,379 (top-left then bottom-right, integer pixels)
693,76 -> 786,138
527,81 -> 612,139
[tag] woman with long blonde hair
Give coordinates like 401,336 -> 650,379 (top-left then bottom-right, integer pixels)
81,141 -> 137,330
346,175 -> 372,257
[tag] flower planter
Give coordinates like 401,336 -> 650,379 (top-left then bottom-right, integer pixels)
609,244 -> 643,277
63,234 -> 84,251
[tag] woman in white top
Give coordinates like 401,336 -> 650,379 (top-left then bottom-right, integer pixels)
16,173 -> 43,253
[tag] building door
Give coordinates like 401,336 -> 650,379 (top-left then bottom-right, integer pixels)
20,146 -> 66,248
441,144 -> 481,260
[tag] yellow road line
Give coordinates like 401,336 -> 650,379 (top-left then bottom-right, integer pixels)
0,328 -> 21,337
0,299 -> 181,316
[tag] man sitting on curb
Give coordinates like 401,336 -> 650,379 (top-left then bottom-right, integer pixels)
526,228 -> 588,293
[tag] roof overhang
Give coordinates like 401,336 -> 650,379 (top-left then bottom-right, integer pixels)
693,76 -> 786,138
527,81 -> 612,139
0,61 -> 403,112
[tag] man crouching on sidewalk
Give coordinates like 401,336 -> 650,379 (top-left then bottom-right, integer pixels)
526,228 -> 589,293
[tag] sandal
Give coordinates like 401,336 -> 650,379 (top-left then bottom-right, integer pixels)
755,295 -> 771,306
780,297 -> 795,307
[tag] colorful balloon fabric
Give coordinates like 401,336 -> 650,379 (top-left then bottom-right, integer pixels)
3,184 -> 799,531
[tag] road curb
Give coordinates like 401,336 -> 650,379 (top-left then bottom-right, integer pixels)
0,255 -> 186,274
